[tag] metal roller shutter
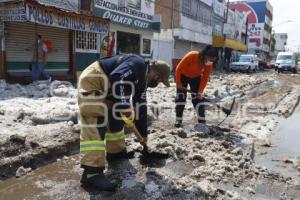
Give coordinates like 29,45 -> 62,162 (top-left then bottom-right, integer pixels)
5,22 -> 70,73
174,40 -> 191,59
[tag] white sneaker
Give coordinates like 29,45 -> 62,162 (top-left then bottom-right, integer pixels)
47,77 -> 52,83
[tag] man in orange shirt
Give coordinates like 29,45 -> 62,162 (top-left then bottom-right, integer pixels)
175,45 -> 218,128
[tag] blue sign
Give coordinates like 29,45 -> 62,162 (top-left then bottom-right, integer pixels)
247,1 -> 266,23
94,0 -> 160,32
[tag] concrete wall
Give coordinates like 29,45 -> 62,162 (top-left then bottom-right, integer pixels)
155,0 -> 180,29
152,39 -> 173,66
275,33 -> 288,52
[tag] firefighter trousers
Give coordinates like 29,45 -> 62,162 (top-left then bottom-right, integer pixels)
78,61 -> 126,169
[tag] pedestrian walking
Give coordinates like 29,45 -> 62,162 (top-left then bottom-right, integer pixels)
32,34 -> 52,82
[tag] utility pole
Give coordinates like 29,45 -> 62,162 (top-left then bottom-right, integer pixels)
222,0 -> 229,72
171,0 -> 174,61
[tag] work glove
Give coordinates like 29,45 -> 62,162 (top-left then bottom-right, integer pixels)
120,111 -> 135,127
177,85 -> 187,91
196,92 -> 204,100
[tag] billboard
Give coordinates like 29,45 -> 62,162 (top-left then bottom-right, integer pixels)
229,1 -> 267,50
229,1 -> 266,24
248,23 -> 264,49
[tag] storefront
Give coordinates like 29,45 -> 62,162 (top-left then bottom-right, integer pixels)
171,9 -> 213,71
94,0 -> 160,58
0,1 -> 109,82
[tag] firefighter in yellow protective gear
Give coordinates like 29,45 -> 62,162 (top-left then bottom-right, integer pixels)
78,55 -> 170,191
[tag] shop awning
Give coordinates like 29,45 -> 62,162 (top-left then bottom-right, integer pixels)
224,38 -> 247,52
212,36 -> 247,52
212,36 -> 224,48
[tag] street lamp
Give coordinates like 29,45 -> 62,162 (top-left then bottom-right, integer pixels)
272,20 -> 292,28
271,20 -> 292,53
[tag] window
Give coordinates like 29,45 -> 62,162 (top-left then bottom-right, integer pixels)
239,56 -> 252,62
182,0 -> 211,25
117,31 -> 140,54
142,38 -> 151,56
80,0 -> 93,12
191,0 -> 198,18
182,0 -> 191,16
75,31 -> 98,53
200,3 -> 212,25
127,0 -> 141,10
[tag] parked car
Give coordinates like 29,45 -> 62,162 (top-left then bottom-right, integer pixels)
230,54 -> 259,73
267,59 -> 276,69
276,52 -> 297,73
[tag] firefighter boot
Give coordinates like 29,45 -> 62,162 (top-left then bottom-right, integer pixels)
174,119 -> 182,128
80,166 -> 116,191
106,149 -> 135,162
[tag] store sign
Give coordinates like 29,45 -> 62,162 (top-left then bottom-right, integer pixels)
227,9 -> 235,25
36,0 -> 79,12
223,23 -> 235,36
94,0 -> 159,31
213,0 -> 225,18
26,3 -> 109,34
0,3 -> 26,21
214,24 -> 222,36
248,23 -> 264,49
234,11 -> 243,40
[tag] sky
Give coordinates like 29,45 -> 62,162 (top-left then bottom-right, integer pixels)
268,0 -> 300,52
230,0 -> 300,52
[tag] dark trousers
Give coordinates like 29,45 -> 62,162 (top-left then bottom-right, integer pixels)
175,75 -> 205,123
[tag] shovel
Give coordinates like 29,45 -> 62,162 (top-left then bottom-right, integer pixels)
185,88 -> 236,126
185,89 -> 235,116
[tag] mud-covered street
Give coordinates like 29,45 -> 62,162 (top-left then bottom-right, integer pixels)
1,71 -> 300,200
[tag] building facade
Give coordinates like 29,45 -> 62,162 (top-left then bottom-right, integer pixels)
153,0 -> 214,69
230,0 -> 274,60
0,0 -> 109,82
0,0 -> 161,82
269,32 -> 276,57
274,33 -> 288,53
94,0 -> 161,58
212,0 -> 225,38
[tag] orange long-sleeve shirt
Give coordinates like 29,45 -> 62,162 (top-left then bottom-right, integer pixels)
175,51 -> 212,94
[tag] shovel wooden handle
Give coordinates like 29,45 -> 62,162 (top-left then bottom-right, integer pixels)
130,124 -> 146,145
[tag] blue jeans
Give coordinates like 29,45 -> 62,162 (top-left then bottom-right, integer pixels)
32,63 -> 50,82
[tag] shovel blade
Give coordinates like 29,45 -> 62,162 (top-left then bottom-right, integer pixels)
141,148 -> 169,159
222,107 -> 232,116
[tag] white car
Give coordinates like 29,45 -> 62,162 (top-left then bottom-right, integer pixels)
276,52 -> 297,73
230,54 -> 259,73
